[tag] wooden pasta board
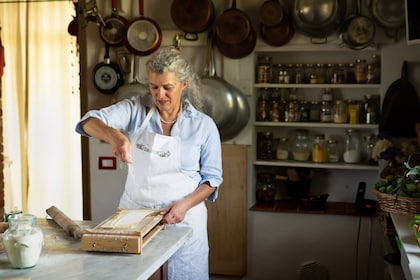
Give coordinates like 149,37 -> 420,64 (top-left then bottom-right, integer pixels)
81,208 -> 165,254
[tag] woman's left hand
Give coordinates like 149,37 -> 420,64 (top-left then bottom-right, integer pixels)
160,201 -> 188,224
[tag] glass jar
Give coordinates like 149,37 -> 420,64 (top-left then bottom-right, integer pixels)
355,59 -> 367,84
294,63 -> 304,84
345,63 -> 355,84
347,100 -> 360,124
320,100 -> 333,123
362,134 -> 376,165
309,101 -> 321,122
298,100 -> 310,122
3,213 -> 44,269
256,173 -> 276,202
327,139 -> 340,163
257,56 -> 272,83
276,137 -> 289,160
292,129 -> 311,161
256,89 -> 269,121
332,99 -> 348,123
343,129 -> 361,163
315,63 -> 326,84
312,134 -> 327,163
257,132 -> 273,160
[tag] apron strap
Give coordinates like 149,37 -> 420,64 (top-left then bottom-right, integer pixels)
139,106 -> 156,130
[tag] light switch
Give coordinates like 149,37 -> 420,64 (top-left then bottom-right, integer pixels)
98,156 -> 117,170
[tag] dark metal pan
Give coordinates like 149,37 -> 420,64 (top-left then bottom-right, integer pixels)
260,14 -> 294,47
99,0 -> 129,47
259,0 -> 284,27
93,44 -> 124,95
170,0 -> 215,41
340,0 -> 376,49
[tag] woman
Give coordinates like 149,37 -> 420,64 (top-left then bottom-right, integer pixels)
75,47 -> 223,279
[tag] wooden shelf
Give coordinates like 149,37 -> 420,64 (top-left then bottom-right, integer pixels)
254,83 -> 380,89
254,160 -> 379,171
250,201 -> 378,217
254,121 -> 378,129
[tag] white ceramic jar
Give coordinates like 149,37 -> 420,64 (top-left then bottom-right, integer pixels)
3,213 -> 44,268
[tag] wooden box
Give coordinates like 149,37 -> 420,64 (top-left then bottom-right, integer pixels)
81,208 -> 165,254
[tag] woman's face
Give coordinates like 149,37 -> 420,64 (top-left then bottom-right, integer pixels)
148,71 -> 187,114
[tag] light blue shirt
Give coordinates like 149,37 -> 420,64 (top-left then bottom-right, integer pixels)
75,97 -> 223,202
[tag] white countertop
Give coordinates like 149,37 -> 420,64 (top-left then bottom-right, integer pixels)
391,213 -> 420,280
0,219 -> 192,280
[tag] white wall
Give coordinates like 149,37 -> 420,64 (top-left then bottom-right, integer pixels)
82,0 -> 420,279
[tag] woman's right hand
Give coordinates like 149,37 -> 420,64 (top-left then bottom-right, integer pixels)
111,133 -> 132,163
82,117 -> 132,163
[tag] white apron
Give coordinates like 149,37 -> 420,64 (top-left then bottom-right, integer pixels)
119,107 -> 209,280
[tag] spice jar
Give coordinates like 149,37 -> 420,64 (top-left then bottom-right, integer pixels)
343,129 -> 361,163
312,134 -> 327,163
3,213 -> 44,269
332,99 -> 348,123
355,59 -> 367,84
276,137 -> 289,160
327,139 -> 340,163
320,101 -> 333,123
292,129 -> 311,161
257,56 -> 272,83
347,100 -> 360,124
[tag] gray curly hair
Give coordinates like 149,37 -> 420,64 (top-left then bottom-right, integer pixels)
145,47 -> 204,112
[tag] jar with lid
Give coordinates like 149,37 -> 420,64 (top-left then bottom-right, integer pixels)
345,63 -> 355,83
320,100 -> 333,122
315,63 -> 326,84
362,134 -> 376,164
284,64 -> 293,84
347,100 -> 360,124
332,99 -> 348,123
312,134 -> 327,163
257,56 -> 272,83
343,129 -> 361,163
298,100 -> 310,122
286,88 -> 298,122
3,213 -> 44,269
309,101 -> 321,122
256,173 -> 276,202
325,63 -> 334,84
276,137 -> 289,160
291,129 -> 311,161
355,59 -> 367,84
294,63 -> 304,84
331,63 -> 344,84
327,139 -> 340,163
257,132 -> 273,159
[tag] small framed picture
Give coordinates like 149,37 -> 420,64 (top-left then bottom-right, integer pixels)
406,0 -> 420,45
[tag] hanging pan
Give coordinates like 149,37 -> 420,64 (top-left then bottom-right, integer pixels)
370,0 -> 405,41
126,0 -> 162,56
170,0 -> 215,41
93,44 -> 124,95
99,0 -> 129,47
340,0 -> 376,50
259,0 -> 284,27
260,14 -> 295,47
293,0 -> 346,44
215,0 -> 253,45
200,35 -> 238,131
